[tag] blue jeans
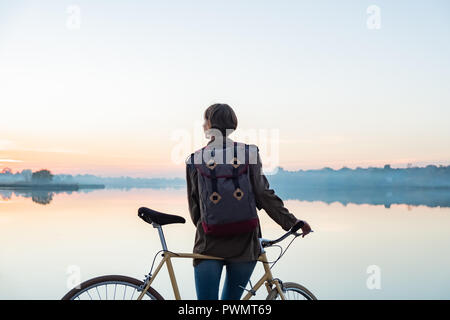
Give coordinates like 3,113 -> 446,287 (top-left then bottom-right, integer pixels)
194,259 -> 257,300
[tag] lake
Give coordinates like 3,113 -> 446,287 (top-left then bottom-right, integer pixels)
1,187 -> 450,299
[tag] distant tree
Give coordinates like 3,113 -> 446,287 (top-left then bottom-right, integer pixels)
32,169 -> 54,184
21,169 -> 32,182
1,167 -> 13,174
384,164 -> 391,170
31,191 -> 53,205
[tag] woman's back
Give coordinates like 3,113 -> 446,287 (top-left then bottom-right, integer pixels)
186,137 -> 298,267
186,103 -> 310,300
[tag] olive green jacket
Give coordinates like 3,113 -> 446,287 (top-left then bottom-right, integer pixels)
185,138 -> 298,267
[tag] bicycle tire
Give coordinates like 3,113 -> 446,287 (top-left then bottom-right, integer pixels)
62,275 -> 164,300
266,282 -> 317,300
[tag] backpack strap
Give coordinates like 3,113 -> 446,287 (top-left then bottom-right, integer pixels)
204,147 -> 221,204
223,138 -> 227,165
231,141 -> 240,168
245,143 -> 249,164
232,142 -> 244,200
193,142 -> 249,178
205,145 -> 217,169
209,166 -> 221,204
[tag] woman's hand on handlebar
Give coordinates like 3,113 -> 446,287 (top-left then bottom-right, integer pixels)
293,219 -> 312,238
300,220 -> 312,237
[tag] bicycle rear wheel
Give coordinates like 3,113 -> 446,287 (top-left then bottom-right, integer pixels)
62,275 -> 164,300
266,282 -> 317,300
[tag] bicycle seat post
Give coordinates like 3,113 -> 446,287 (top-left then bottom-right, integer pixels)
152,222 -> 168,251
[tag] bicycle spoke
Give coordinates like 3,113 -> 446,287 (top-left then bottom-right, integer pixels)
64,278 -> 160,300
276,287 -> 310,300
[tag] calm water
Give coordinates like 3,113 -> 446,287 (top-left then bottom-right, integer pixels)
1,188 -> 450,299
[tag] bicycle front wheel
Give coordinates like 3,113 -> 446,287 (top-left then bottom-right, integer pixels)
266,282 -> 317,300
62,275 -> 164,300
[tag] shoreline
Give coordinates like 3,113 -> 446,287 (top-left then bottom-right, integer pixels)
0,183 -> 105,191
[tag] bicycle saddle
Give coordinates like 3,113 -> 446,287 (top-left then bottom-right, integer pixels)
138,207 -> 186,226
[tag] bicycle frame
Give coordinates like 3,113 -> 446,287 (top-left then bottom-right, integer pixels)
136,223 -> 287,300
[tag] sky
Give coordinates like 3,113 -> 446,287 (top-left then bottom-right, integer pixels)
0,0 -> 449,178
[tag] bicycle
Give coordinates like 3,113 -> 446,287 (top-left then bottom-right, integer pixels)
62,207 -> 317,300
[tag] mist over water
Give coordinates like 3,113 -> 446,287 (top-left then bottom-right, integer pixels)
2,183 -> 449,208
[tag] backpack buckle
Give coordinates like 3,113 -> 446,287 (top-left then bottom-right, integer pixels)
206,159 -> 217,170
209,192 -> 221,204
233,188 -> 244,200
231,157 -> 240,168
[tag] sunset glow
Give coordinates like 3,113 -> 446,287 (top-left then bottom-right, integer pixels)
1,1 -> 449,178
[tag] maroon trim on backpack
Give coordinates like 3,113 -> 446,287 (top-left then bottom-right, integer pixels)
201,218 -> 259,236
194,163 -> 249,178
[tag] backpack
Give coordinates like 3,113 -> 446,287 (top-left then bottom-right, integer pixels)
188,141 -> 259,236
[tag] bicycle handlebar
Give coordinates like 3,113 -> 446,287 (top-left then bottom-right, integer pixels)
290,220 -> 304,233
260,222 -> 314,248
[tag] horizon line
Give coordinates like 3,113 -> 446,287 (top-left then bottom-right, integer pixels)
1,162 -> 450,179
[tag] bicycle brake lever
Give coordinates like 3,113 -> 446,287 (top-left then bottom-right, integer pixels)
293,230 -> 314,237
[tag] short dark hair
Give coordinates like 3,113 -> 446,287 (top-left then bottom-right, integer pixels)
204,103 -> 238,136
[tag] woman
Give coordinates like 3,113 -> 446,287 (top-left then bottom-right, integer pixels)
185,103 -> 311,300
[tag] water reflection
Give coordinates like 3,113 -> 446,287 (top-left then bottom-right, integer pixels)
273,185 -> 450,208
0,189 -> 97,205
1,185 -> 449,208
1,188 -> 450,299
